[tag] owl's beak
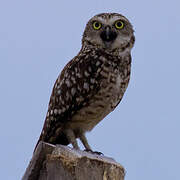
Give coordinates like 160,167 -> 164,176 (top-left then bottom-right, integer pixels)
100,26 -> 117,43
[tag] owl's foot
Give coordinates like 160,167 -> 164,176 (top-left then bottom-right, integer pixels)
84,149 -> 104,155
93,151 -> 104,155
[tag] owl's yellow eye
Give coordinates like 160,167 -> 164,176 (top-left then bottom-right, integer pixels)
92,21 -> 102,30
115,20 -> 124,29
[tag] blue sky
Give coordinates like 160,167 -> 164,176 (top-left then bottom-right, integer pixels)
0,0 -> 180,179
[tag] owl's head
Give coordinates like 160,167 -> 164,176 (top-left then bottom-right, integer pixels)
82,13 -> 135,51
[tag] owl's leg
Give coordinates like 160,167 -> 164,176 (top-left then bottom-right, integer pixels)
79,133 -> 92,151
79,133 -> 103,155
64,129 -> 79,150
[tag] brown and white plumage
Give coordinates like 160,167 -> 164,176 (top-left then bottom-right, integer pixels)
35,13 -> 135,152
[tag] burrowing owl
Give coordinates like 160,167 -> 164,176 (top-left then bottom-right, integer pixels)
35,13 -> 135,153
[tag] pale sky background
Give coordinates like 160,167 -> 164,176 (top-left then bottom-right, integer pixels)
0,0 -> 180,180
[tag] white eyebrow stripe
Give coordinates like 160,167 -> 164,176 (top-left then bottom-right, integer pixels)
94,16 -> 129,25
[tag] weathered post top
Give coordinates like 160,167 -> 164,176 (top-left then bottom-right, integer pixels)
22,142 -> 125,180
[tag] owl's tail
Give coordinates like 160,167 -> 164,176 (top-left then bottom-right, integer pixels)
33,132 -> 69,154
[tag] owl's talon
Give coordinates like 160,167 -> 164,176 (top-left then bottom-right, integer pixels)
93,151 -> 104,155
84,149 -> 104,155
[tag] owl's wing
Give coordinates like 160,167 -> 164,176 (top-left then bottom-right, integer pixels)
35,52 -> 102,151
